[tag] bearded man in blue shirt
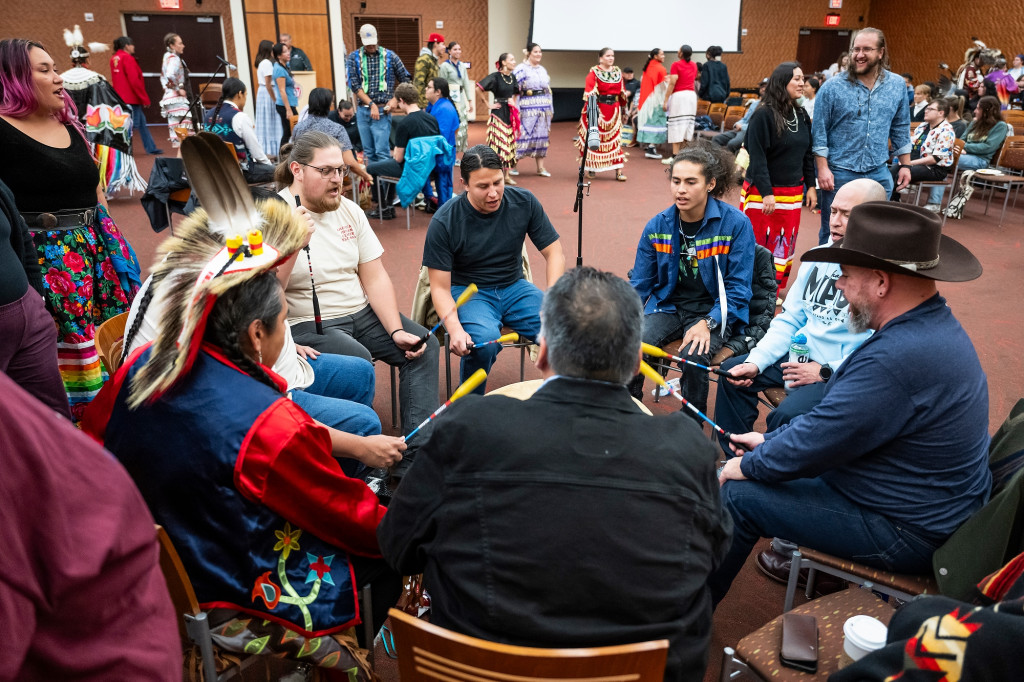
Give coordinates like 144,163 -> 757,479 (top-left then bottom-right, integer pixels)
812,28 -> 912,244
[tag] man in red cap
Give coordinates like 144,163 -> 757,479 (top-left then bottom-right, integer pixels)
414,32 -> 447,107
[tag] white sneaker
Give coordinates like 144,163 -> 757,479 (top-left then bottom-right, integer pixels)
924,203 -> 941,212
661,157 -> 674,165
644,146 -> 663,159
509,168 -> 519,176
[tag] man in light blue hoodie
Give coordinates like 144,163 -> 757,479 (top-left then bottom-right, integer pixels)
714,179 -> 887,450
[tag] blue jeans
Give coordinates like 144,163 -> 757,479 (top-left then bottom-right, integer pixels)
290,353 -> 380,479
929,153 -> 988,204
708,476 -> 941,606
452,280 -> 543,394
130,104 -> 160,153
356,106 -> 393,163
817,165 -> 893,244
627,310 -> 724,420
713,354 -> 828,453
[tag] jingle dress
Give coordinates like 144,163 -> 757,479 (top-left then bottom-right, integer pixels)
477,70 -> 520,169
159,50 -> 191,147
575,65 -> 627,173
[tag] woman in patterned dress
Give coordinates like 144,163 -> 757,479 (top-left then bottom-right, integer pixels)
513,43 -> 553,177
159,33 -> 190,147
575,47 -> 627,181
253,39 -> 283,159
0,39 -> 140,422
477,52 -> 520,185
439,41 -> 474,155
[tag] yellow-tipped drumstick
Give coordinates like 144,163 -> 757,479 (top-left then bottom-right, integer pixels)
403,369 -> 488,442
411,283 -> 479,351
639,361 -> 731,437
472,331 -> 520,348
641,342 -> 734,377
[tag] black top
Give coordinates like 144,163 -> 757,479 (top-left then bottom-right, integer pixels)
422,186 -> 559,288
327,111 -> 362,151
624,78 -> 641,102
478,71 -> 520,124
377,377 -> 732,682
395,110 -> 440,149
0,118 -> 98,213
0,179 -> 39,304
951,119 -> 968,139
699,60 -> 731,103
666,218 -> 713,317
742,104 -> 815,197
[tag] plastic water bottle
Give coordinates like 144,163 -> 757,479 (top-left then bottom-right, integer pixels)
786,333 -> 810,390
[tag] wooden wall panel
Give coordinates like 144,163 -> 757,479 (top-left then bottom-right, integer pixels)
278,14 -> 332,89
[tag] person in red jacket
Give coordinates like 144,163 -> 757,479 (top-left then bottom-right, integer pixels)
110,36 -> 162,154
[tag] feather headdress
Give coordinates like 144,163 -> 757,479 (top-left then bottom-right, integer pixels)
127,132 -> 305,407
63,25 -> 108,61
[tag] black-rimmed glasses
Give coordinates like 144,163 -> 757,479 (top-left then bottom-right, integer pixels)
301,163 -> 347,179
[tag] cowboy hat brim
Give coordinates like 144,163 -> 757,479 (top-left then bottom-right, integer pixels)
801,233 -> 982,282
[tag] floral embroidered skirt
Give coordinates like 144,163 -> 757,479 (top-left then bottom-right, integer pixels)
740,181 -> 805,289
33,205 -> 141,422
574,105 -> 625,173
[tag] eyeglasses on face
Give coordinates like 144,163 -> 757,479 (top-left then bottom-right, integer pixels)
301,163 -> 347,179
851,47 -> 878,55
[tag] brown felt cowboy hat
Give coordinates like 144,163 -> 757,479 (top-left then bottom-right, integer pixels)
801,201 -> 982,282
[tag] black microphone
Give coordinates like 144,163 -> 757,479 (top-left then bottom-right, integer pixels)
586,94 -> 600,150
216,55 -> 237,70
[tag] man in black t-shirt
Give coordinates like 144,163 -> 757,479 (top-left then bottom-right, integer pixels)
423,145 -> 565,393
366,82 -> 440,219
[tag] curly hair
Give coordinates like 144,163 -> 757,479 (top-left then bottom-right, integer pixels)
668,139 -> 735,198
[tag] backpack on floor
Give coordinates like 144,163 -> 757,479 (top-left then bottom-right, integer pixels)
943,170 -> 977,220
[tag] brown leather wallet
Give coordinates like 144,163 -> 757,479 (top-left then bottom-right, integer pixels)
780,613 -> 818,673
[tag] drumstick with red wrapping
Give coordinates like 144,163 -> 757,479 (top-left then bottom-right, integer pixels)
471,331 -> 520,348
639,361 -> 732,438
402,369 -> 488,442
641,343 -> 734,378
410,283 -> 479,352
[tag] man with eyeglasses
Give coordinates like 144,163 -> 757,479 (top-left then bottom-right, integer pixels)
812,27 -> 912,244
365,82 -> 441,220
277,131 -> 440,441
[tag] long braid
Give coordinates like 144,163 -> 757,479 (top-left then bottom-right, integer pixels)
210,93 -> 227,127
122,281 -> 156,362
218,327 -> 281,393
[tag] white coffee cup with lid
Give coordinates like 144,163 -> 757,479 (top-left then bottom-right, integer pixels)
840,615 -> 888,668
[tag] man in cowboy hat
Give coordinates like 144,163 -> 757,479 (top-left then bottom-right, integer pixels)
709,202 -> 991,606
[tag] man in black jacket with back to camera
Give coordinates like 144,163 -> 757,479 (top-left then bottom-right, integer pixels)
378,266 -> 732,682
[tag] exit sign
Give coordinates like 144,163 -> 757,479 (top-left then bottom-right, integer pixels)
829,0 -> 843,8
160,0 -> 181,8
825,13 -> 841,26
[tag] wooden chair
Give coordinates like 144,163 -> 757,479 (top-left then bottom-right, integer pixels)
696,99 -> 711,117
721,587 -> 894,681
708,103 -> 727,131
1002,111 -> 1024,136
95,312 -> 129,374
994,135 -> 1024,174
742,93 -> 758,101
199,83 -> 222,109
722,105 -> 747,132
387,608 -> 669,682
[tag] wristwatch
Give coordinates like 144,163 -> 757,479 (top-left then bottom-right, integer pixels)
703,315 -> 719,332
819,364 -> 833,381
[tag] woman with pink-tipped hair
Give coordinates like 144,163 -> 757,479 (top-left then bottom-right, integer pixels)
0,38 -> 140,422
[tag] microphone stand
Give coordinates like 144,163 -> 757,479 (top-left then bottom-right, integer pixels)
181,57 -> 229,133
572,95 -> 598,268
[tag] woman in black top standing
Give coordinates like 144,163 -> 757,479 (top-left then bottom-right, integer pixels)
739,61 -> 815,290
477,53 -> 520,185
0,39 -> 140,423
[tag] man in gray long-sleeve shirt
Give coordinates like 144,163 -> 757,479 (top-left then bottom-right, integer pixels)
709,202 -> 991,607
